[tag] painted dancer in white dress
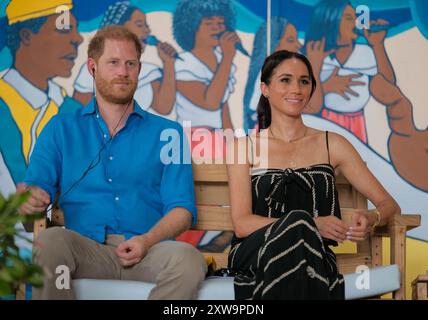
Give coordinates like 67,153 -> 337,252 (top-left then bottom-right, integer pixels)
73,2 -> 177,116
172,0 -> 241,130
171,0 -> 242,251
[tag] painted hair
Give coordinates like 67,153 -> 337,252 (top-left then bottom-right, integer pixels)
304,0 -> 351,52
100,1 -> 137,27
6,16 -> 48,57
173,0 -> 236,51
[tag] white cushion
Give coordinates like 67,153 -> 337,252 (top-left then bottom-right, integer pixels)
343,264 -> 400,299
73,264 -> 399,300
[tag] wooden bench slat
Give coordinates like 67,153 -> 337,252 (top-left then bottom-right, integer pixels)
194,205 -> 233,231
195,183 -> 230,206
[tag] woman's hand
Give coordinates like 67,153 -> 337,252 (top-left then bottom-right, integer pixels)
363,19 -> 389,47
323,67 -> 365,100
156,41 -> 177,65
346,210 -> 378,241
219,31 -> 239,60
305,38 -> 334,73
314,216 -> 349,243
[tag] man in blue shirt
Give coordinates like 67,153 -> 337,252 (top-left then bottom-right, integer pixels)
18,25 -> 207,299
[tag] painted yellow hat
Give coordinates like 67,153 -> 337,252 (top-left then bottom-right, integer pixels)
6,0 -> 73,25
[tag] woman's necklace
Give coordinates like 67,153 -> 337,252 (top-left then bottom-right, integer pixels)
269,126 -> 308,168
269,126 -> 308,143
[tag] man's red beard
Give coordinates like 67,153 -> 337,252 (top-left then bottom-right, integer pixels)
95,76 -> 137,104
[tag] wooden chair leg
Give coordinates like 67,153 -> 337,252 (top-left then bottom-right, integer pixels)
390,225 -> 406,300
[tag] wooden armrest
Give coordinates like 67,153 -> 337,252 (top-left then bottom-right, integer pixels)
33,216 -> 49,238
341,210 -> 421,236
374,214 -> 421,237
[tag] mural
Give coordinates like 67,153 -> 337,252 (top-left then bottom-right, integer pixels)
0,0 -> 427,298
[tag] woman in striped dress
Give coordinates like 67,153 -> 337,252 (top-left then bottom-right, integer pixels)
226,50 -> 400,300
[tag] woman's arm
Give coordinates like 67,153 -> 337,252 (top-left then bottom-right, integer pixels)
150,42 -> 177,115
226,137 -> 277,238
222,102 -> 233,129
364,19 -> 396,84
329,132 -> 400,239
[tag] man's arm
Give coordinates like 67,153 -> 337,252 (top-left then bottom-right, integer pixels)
20,116 -> 62,214
116,124 -> 196,267
115,207 -> 192,267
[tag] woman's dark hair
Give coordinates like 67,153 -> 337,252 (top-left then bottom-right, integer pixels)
257,50 -> 317,130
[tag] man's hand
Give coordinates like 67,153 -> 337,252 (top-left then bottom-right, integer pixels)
16,183 -> 50,215
314,215 -> 349,243
115,234 -> 152,268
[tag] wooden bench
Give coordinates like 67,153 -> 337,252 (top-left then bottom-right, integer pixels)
30,162 -> 420,299
412,274 -> 428,300
191,162 -> 420,300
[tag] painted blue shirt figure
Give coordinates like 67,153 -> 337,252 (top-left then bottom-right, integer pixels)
24,98 -> 196,243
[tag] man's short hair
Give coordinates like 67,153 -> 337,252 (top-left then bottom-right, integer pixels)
88,25 -> 142,61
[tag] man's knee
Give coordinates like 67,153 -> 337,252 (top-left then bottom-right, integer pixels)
34,227 -> 74,265
166,242 -> 207,281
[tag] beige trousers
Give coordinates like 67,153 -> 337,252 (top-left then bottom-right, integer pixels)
32,227 -> 207,300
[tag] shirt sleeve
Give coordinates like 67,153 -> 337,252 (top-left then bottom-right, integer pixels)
159,124 -> 197,226
24,116 -> 62,203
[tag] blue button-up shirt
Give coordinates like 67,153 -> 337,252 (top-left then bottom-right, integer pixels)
25,99 -> 196,243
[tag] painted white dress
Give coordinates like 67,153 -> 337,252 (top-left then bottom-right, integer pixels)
174,48 -> 236,129
320,44 -> 377,113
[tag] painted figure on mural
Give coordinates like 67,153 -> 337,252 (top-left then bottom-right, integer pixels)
304,0 -> 396,143
73,1 -> 177,116
304,0 -> 428,192
0,0 -> 83,188
172,0 -> 242,251
172,0 -> 239,131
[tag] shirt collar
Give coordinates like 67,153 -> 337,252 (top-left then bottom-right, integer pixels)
3,68 -> 64,109
83,98 -> 145,118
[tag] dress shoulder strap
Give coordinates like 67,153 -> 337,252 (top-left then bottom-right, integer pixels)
326,131 -> 331,165
247,134 -> 255,166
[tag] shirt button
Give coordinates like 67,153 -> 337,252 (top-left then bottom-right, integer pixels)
103,134 -> 107,139
96,114 -> 100,118
108,178 -> 113,183
109,156 -> 113,161
115,196 -> 119,201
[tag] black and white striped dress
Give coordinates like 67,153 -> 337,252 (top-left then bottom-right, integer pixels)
228,147 -> 345,299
